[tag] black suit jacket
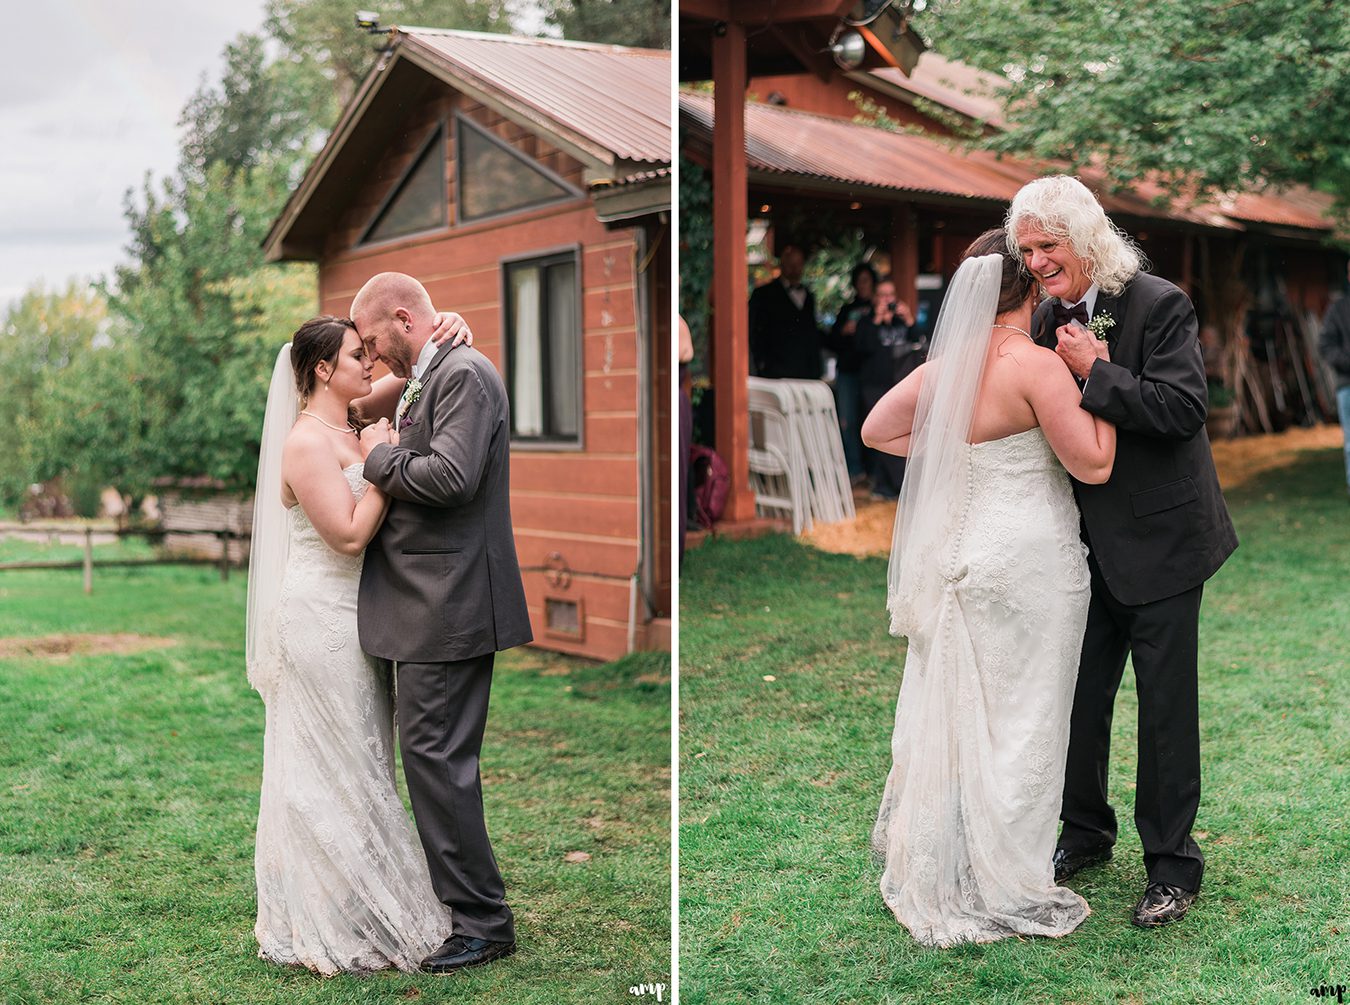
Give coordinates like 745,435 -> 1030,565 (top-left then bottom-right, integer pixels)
1318,294 -> 1350,390
749,279 -> 823,379
359,344 -> 533,662
1034,272 -> 1237,606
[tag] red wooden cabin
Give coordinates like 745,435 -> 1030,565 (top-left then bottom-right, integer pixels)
265,28 -> 672,661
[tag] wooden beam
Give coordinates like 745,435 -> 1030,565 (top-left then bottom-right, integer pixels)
711,19 -> 756,523
683,0 -> 849,22
679,0 -> 731,20
739,0 -> 852,21
768,23 -> 835,84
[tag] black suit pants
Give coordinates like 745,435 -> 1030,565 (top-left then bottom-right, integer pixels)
1059,554 -> 1205,893
396,653 -> 514,942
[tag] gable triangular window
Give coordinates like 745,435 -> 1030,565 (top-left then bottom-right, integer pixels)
456,114 -> 579,223
361,125 -> 447,245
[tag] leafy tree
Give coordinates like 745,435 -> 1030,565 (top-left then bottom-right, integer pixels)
1,283 -> 112,507
544,0 -> 671,48
920,0 -> 1350,216
7,0 -> 523,511
107,160 -> 314,496
264,0 -> 515,115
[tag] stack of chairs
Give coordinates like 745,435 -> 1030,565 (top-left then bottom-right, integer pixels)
747,377 -> 856,534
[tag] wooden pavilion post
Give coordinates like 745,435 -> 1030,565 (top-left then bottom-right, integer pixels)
712,21 -> 756,522
890,202 -> 919,310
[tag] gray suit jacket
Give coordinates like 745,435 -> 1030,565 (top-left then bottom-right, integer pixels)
358,344 -> 533,662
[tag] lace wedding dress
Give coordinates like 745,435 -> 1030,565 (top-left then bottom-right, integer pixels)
873,428 -> 1092,947
252,463 -> 452,975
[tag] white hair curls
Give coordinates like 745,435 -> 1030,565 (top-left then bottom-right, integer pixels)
1005,175 -> 1146,296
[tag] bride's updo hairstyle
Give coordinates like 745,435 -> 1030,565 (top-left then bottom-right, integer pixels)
291,316 -> 357,405
961,229 -> 1037,315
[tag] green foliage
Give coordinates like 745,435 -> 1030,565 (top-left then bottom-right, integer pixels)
920,0 -> 1350,219
680,450 -> 1350,1002
678,149 -> 713,371
106,160 -> 315,496
543,0 -> 671,48
0,284 -> 112,508
5,0 -> 522,510
264,0 -> 515,115
805,230 -> 872,324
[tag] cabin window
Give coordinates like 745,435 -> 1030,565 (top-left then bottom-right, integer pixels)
504,251 -> 581,445
457,114 -> 578,223
361,125 -> 447,244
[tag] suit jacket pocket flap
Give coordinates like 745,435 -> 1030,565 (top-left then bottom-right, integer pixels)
399,420 -> 430,453
1130,476 -> 1199,518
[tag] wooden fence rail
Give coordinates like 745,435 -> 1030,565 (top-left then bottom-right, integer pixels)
0,523 -> 247,594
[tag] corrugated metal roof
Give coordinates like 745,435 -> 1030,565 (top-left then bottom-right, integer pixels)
400,28 -> 671,166
681,91 -> 1333,235
680,90 -> 1029,203
1212,187 -> 1335,231
868,53 -> 1008,128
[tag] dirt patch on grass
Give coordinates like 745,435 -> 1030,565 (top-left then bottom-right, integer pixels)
0,633 -> 178,660
804,424 -> 1345,558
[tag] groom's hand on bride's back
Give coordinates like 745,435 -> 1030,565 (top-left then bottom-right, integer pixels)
360,418 -> 394,460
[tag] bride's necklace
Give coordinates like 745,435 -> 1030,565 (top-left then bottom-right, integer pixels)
300,410 -> 356,435
992,323 -> 1032,339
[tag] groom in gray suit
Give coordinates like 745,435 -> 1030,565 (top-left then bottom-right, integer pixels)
352,271 -> 532,972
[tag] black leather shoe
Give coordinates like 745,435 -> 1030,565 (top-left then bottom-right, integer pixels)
1131,882 -> 1197,928
1052,843 -> 1113,884
422,935 -> 517,973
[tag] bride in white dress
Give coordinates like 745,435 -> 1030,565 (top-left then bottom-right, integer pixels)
245,316 -> 463,974
861,230 -> 1117,947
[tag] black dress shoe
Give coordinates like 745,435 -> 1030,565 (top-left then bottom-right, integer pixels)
1052,843 -> 1113,884
422,935 -> 517,973
1131,882 -> 1197,928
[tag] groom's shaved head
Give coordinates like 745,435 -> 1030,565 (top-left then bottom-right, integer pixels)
351,272 -> 437,377
351,272 -> 435,329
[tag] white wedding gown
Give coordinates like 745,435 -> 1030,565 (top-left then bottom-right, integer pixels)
873,428 -> 1092,947
253,464 -> 452,975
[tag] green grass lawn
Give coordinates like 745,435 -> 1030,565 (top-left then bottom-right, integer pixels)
679,449 -> 1350,1005
0,552 -> 670,1005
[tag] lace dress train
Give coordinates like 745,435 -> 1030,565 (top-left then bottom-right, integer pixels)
253,464 -> 452,974
873,429 -> 1091,947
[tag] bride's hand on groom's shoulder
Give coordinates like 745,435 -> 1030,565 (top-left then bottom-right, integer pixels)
431,312 -> 473,348
359,418 -> 394,459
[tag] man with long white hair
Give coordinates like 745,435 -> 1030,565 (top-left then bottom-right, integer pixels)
1008,175 -> 1237,928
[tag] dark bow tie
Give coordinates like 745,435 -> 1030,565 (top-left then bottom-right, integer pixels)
1052,301 -> 1090,328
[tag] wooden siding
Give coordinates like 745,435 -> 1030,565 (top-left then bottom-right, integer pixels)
313,87 -> 654,661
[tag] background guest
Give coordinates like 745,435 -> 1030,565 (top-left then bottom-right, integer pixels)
826,262 -> 877,485
749,243 -> 823,379
856,276 -> 922,500
1318,260 -> 1350,501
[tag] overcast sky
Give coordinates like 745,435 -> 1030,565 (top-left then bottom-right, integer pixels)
0,0 -> 550,311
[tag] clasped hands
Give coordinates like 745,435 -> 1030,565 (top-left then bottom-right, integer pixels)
1054,321 -> 1110,381
360,418 -> 398,459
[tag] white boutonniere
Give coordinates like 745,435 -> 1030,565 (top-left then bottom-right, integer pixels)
1087,313 -> 1116,341
401,378 -> 423,407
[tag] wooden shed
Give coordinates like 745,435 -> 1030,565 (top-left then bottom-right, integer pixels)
264,28 -> 672,661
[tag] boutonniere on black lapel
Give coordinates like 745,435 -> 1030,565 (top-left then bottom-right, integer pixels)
1087,313 -> 1116,341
